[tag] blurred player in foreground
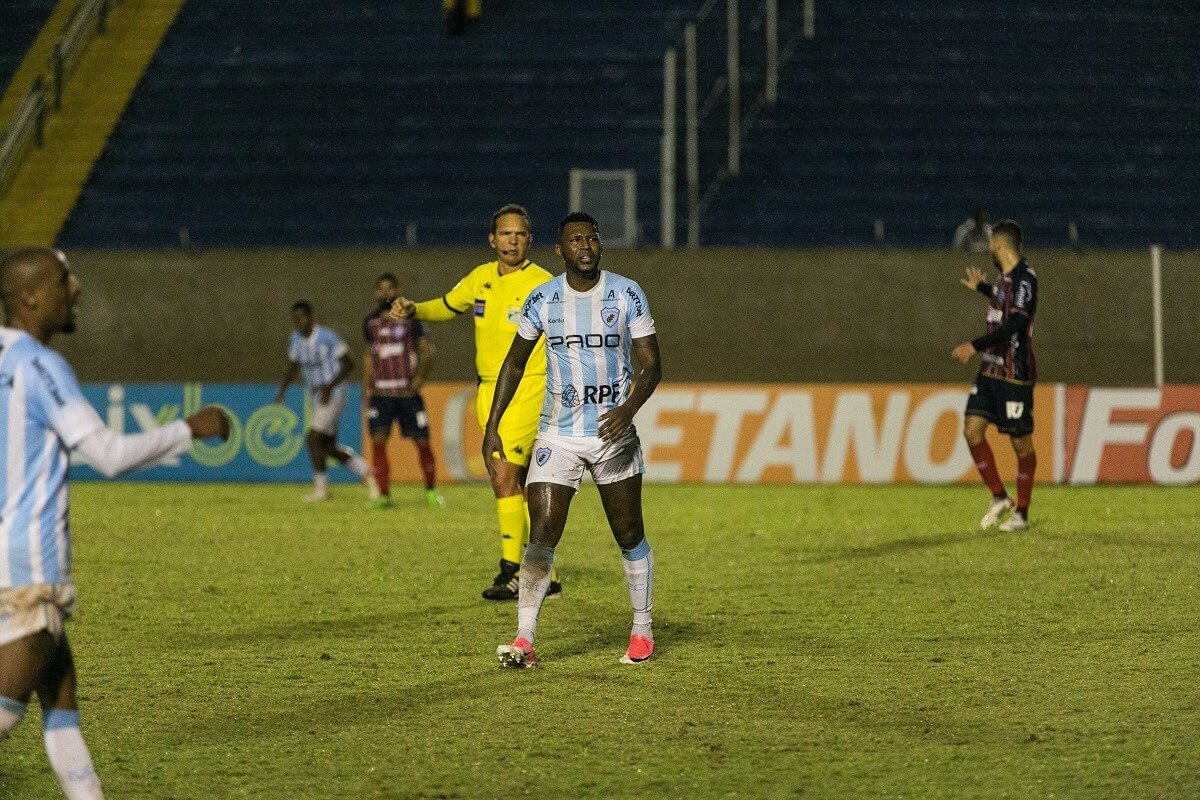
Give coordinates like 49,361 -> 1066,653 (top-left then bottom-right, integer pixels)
364,273 -> 443,509
275,300 -> 372,501
0,247 -> 230,799
390,205 -> 560,600
953,219 -> 1039,531
485,212 -> 662,667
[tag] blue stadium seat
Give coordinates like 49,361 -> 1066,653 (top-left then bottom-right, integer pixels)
0,0 -> 56,97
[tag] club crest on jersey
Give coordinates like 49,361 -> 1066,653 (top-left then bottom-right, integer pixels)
561,385 -> 581,408
535,447 -> 552,467
601,306 -> 619,327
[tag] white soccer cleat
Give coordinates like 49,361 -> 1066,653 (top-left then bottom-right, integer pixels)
365,472 -> 381,501
497,637 -> 537,668
980,496 -> 1014,529
998,512 -> 1029,532
304,489 -> 331,503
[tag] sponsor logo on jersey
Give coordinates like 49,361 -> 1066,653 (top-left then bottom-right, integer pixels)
561,382 -> 622,407
625,287 -> 644,316
548,333 -> 621,349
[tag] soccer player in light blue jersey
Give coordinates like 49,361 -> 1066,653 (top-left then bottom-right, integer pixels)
483,212 -> 662,667
276,301 -> 371,502
0,247 -> 230,799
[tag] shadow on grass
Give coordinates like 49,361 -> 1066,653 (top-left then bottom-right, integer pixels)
799,530 -> 985,565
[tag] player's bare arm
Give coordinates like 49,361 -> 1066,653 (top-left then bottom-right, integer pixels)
481,333 -> 537,476
411,337 -> 436,393
598,334 -> 662,442
275,361 -> 300,404
186,407 -> 232,440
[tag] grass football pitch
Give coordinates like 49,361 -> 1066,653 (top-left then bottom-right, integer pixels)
2,482 -> 1197,799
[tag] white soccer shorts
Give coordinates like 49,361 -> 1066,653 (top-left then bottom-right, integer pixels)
0,583 -> 76,647
526,428 -> 645,490
309,386 -> 347,436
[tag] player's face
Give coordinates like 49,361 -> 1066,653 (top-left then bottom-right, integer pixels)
556,222 -> 602,277
376,279 -> 399,308
42,252 -> 80,335
489,213 -> 531,268
292,308 -> 313,335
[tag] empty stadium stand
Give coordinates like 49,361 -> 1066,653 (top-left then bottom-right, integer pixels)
56,1 -> 1199,248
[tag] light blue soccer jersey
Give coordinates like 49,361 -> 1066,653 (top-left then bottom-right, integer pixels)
517,271 -> 655,436
288,325 -> 349,391
0,328 -> 104,589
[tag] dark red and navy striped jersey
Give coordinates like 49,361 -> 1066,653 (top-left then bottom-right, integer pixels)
976,260 -> 1038,384
363,310 -> 426,393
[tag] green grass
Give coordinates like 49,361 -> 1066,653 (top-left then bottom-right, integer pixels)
2,482 -> 1198,799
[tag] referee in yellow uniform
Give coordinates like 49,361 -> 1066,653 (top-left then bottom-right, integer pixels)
390,204 -> 560,600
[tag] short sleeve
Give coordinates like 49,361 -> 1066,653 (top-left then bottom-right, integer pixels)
287,332 -> 300,362
326,329 -> 349,359
517,286 -> 546,340
442,268 -> 479,314
26,351 -> 104,449
624,281 -> 656,339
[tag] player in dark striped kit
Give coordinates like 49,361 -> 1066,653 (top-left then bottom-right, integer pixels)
953,220 -> 1038,532
363,273 -> 444,509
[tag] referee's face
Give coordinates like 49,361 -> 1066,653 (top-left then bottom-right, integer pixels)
489,213 -> 531,268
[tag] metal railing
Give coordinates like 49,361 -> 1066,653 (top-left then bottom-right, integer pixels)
660,0 -> 809,248
0,0 -> 114,201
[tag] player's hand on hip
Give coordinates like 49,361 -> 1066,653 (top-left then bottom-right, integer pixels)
952,343 -> 976,364
482,429 -> 507,479
960,266 -> 985,290
598,405 -> 634,442
187,406 -> 232,440
389,298 -> 415,320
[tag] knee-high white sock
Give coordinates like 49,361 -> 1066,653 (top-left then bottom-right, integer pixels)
43,709 -> 104,799
516,543 -> 555,644
621,538 -> 654,639
0,695 -> 25,739
338,446 -> 370,478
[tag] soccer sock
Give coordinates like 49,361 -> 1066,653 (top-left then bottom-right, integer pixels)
313,471 -> 329,493
1016,452 -> 1037,517
969,441 -> 1007,498
415,440 -> 437,491
371,441 -> 390,496
43,710 -> 103,799
516,543 -> 555,644
523,500 -> 557,581
496,494 -> 526,565
621,538 -> 654,639
337,446 -> 370,479
0,695 -> 25,738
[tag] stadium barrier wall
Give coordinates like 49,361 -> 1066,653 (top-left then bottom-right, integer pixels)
71,382 -> 1200,486
61,247 -> 1200,386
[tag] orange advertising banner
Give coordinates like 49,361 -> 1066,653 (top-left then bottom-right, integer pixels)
377,383 -> 1200,486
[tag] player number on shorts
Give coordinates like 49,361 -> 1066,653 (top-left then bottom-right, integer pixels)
1005,401 -> 1025,420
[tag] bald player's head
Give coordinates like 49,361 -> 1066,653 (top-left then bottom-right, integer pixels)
1,247 -> 78,338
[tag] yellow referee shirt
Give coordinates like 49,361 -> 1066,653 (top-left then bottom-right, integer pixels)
413,260 -> 552,381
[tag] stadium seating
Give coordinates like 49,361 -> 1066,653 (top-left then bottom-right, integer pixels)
59,0 -> 703,247
704,0 -> 1200,246
58,0 -> 1199,248
0,0 -> 56,96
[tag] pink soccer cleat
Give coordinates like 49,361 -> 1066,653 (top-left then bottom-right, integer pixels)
620,634 -> 654,665
496,636 -> 537,668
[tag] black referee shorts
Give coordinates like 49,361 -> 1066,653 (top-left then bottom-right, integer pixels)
965,374 -> 1034,436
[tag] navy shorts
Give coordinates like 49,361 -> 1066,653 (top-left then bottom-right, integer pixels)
965,374 -> 1034,436
367,395 -> 430,439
